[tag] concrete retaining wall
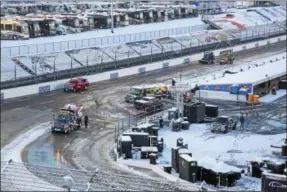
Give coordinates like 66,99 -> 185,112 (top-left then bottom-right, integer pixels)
1,35 -> 285,100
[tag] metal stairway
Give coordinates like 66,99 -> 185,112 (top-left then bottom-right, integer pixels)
11,57 -> 36,76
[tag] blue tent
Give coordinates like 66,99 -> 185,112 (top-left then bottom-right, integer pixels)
190,1 -> 199,7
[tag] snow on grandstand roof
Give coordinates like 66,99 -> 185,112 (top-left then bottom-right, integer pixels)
204,55 -> 286,86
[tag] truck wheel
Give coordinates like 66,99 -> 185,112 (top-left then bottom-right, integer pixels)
12,36 -> 18,40
58,31 -> 63,35
73,88 -> 76,92
64,88 -> 67,92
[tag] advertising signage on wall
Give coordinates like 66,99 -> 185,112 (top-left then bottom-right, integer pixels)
199,83 -> 253,93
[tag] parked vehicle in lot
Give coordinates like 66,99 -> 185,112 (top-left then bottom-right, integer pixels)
125,84 -> 168,103
63,77 -> 90,92
51,104 -> 83,133
211,116 -> 237,133
0,19 -> 29,40
134,96 -> 163,112
19,18 -> 42,38
38,19 -> 56,36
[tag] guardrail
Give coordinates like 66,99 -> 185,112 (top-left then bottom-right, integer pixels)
1,24 -> 208,58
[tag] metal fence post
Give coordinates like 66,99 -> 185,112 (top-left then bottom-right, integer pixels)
14,64 -> 17,80
70,58 -> 73,78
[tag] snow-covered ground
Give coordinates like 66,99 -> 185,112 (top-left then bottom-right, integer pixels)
119,119 -> 285,191
259,89 -> 287,103
181,53 -> 287,90
1,17 -> 205,48
201,55 -> 286,85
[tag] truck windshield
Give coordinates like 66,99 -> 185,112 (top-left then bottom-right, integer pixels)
22,25 -> 29,35
215,117 -> 228,124
32,22 -> 40,31
131,88 -> 141,95
49,21 -> 55,30
55,114 -> 69,123
88,18 -> 94,24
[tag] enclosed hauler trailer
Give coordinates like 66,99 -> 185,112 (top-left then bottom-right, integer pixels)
22,18 -> 42,38
90,14 -> 111,29
174,7 -> 182,19
38,19 -> 56,36
119,13 -> 129,26
0,19 -> 29,40
61,15 -> 80,28
143,10 -> 154,23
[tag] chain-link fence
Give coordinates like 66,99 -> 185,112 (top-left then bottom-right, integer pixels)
1,22 -> 286,89
1,24 -> 208,58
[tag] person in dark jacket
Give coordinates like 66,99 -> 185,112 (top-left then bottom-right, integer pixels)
159,116 -> 163,128
84,114 -> 89,128
240,113 -> 245,129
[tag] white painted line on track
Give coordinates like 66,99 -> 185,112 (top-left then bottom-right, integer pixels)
40,100 -> 54,104
45,93 -> 56,97
18,98 -> 30,102
63,143 -> 70,149
11,106 -> 29,111
65,95 -> 78,98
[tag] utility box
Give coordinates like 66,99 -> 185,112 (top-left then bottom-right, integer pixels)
184,102 -> 206,123
136,122 -> 155,134
178,154 -> 197,183
120,136 -> 132,159
205,105 -> 219,118
123,132 -> 149,147
261,172 -> 287,192
172,147 -> 191,173
141,146 -> 158,159
168,107 -> 178,120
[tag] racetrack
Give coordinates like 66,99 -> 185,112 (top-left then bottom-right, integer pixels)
1,41 -> 286,190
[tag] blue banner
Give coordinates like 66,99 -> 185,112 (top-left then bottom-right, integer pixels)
162,62 -> 169,69
110,72 -> 119,79
38,85 -> 50,95
138,67 -> 146,74
200,83 -> 253,94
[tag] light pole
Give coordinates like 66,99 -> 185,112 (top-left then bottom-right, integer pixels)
111,0 -> 114,33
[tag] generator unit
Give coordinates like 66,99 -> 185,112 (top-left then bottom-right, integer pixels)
184,102 -> 206,123
205,105 -> 219,118
171,146 -> 191,173
179,154 -> 198,183
122,131 -> 149,147
120,135 -> 132,159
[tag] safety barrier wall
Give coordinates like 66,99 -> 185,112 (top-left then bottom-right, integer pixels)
195,90 -> 247,102
1,35 -> 285,100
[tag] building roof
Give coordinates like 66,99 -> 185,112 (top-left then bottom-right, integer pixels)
203,55 -> 286,86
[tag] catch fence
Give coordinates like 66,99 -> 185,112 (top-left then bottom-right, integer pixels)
1,22 -> 286,89
1,24 -> 208,58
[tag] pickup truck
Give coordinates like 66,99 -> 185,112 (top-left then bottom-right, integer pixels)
134,96 -> 163,113
63,77 -> 90,92
211,116 -> 237,133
